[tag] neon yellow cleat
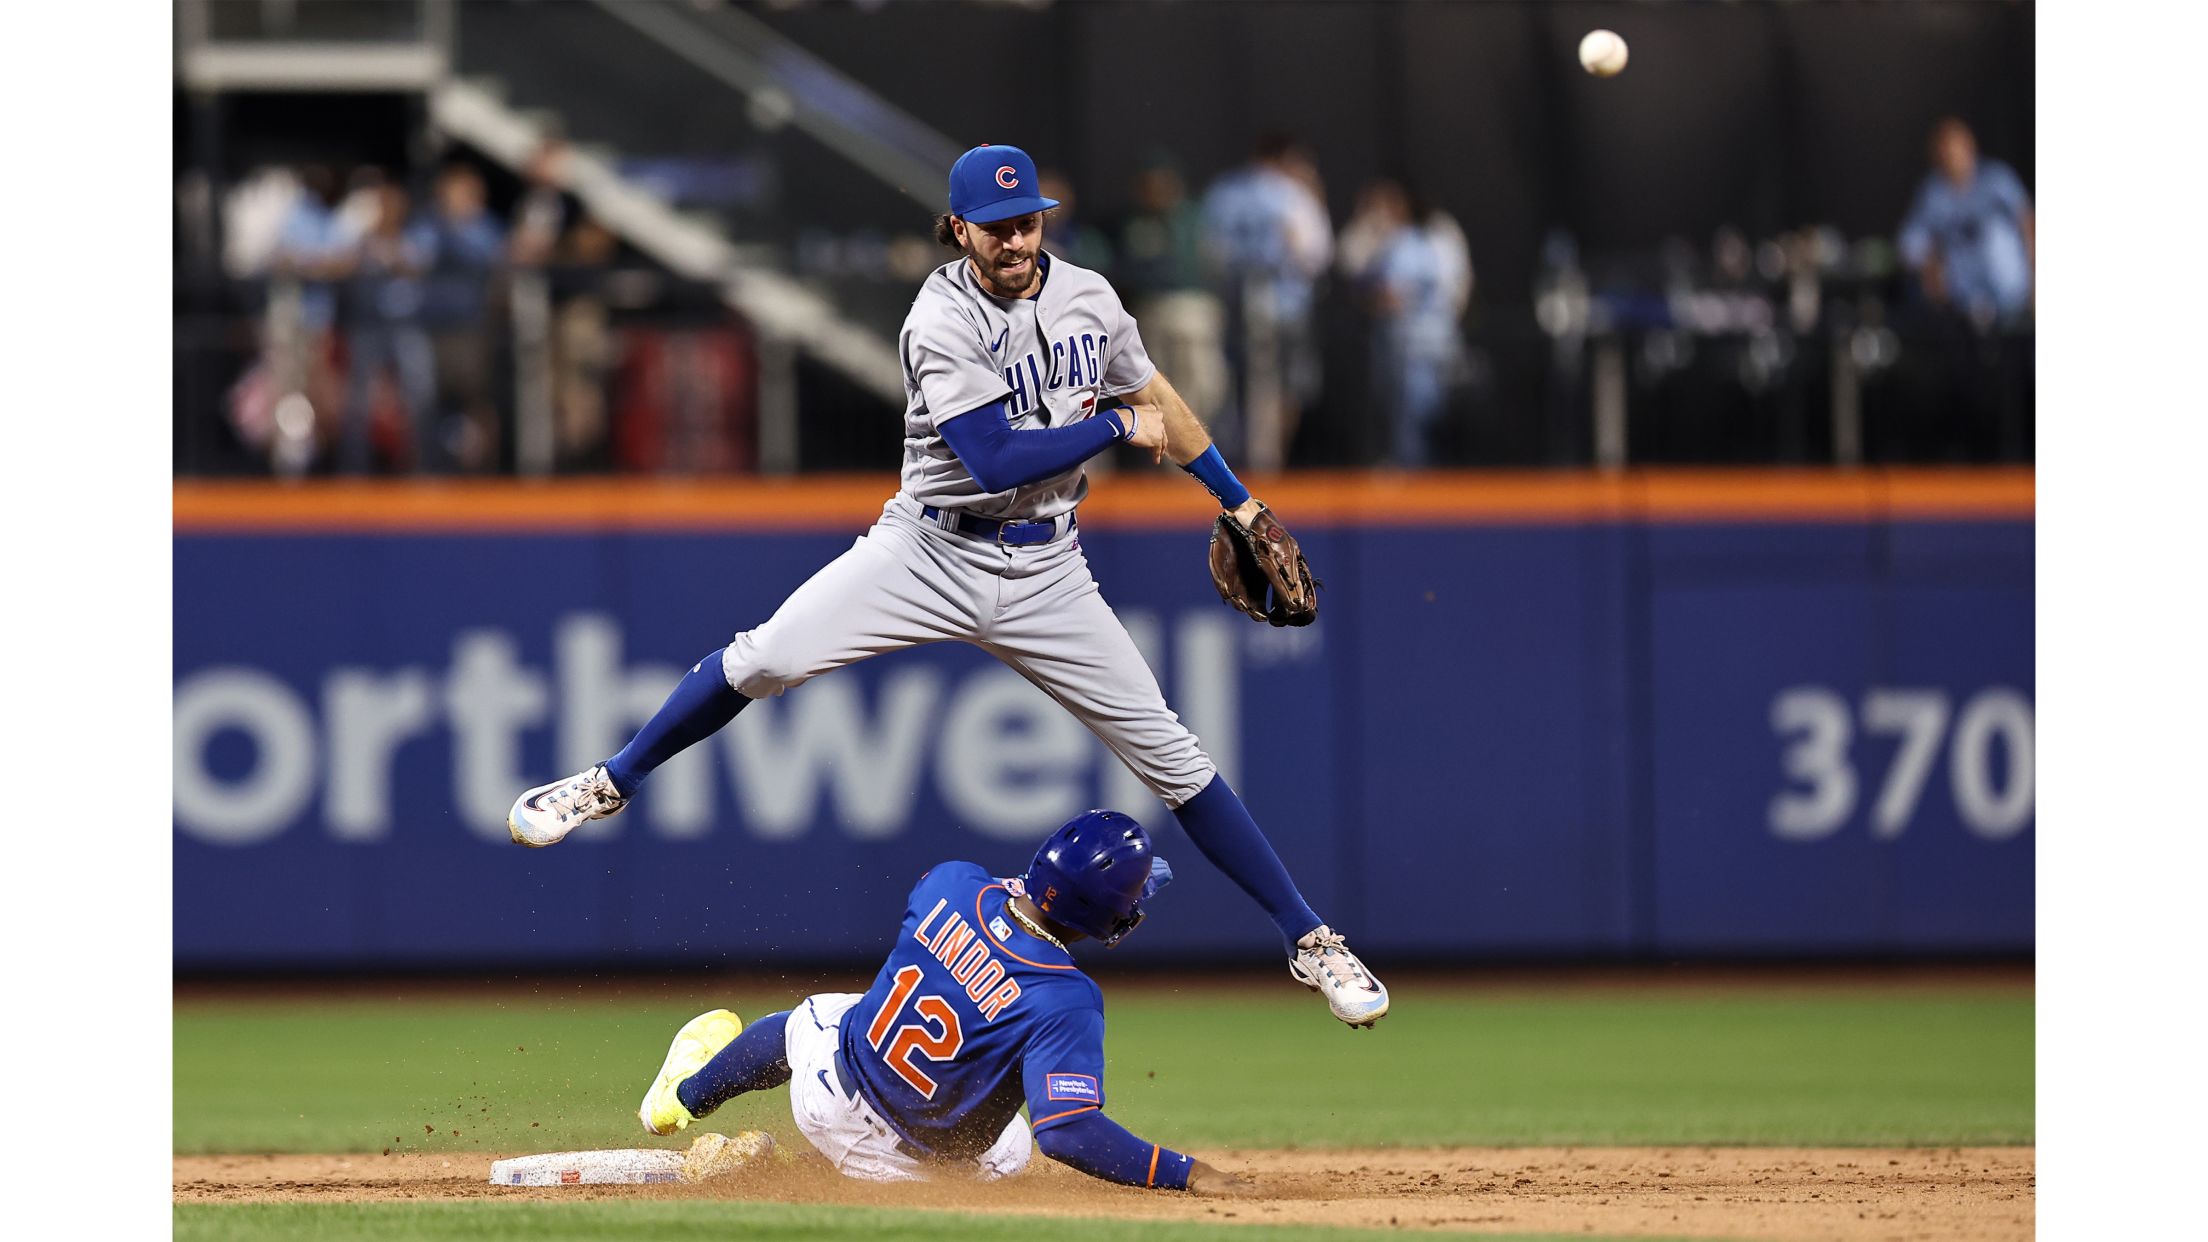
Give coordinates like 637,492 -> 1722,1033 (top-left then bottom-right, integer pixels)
638,1009 -> 744,1136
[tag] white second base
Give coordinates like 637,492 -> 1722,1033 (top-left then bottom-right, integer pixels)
488,1149 -> 686,1186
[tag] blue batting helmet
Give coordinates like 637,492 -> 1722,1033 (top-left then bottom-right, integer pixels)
1022,810 -> 1173,948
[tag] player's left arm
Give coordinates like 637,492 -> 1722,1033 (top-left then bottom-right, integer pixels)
1021,1009 -> 1234,1192
1033,1104 -> 1196,1189
1112,366 -> 1319,626
1099,291 -> 1265,525
1112,369 -> 1264,526
1035,1109 -> 1249,1194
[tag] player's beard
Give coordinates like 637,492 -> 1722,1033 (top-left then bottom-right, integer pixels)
972,248 -> 1039,299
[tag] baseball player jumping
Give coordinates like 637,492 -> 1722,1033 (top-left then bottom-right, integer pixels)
636,810 -> 1252,1192
509,144 -> 1387,1029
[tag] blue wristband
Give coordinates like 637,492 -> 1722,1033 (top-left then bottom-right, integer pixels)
1181,444 -> 1251,509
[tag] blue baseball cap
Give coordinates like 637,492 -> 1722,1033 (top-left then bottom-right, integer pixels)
948,144 -> 1059,224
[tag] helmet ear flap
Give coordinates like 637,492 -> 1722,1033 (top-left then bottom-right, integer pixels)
1098,907 -> 1145,949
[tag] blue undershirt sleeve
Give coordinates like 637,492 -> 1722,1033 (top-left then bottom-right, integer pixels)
1033,1107 -> 1195,1190
938,397 -> 1129,495
1020,1009 -> 1194,1190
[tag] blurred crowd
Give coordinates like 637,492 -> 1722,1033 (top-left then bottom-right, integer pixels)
196,115 -> 2031,476
1042,116 -> 2030,469
218,141 -> 660,476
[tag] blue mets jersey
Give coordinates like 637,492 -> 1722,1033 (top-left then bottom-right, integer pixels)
835,861 -> 1109,1160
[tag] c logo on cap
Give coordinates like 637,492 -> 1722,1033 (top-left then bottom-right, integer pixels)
995,166 -> 1019,189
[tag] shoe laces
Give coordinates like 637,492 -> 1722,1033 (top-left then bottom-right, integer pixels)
1301,926 -> 1372,990
549,768 -> 623,823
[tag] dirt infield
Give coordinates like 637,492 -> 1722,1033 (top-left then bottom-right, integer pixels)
174,1145 -> 2033,1239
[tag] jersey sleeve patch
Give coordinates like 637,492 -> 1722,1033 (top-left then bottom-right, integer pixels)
1045,1073 -> 1100,1103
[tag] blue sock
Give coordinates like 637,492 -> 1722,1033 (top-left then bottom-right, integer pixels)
603,649 -> 750,797
1171,774 -> 1324,949
676,1010 -> 793,1117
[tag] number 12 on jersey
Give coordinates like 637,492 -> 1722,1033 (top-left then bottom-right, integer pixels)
865,964 -> 965,1098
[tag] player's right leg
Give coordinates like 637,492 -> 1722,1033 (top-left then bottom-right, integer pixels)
508,513 -> 979,846
638,1008 -> 794,1135
637,1008 -> 747,1135
983,561 -> 1389,1027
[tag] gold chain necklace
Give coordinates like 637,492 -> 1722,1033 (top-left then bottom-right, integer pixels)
1005,899 -> 1066,951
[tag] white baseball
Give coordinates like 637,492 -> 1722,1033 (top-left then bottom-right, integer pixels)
1579,29 -> 1629,78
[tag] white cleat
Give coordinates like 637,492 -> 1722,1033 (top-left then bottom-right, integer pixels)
507,764 -> 628,847
1290,925 -> 1390,1029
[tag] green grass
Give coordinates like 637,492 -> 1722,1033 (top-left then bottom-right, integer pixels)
173,1201 -> 1707,1242
174,978 -> 2033,1155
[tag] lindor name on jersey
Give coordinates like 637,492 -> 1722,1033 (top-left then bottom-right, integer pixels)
911,894 -> 1027,1021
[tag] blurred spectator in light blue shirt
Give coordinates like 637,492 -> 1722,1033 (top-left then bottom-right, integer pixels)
1200,134 -> 1332,463
271,165 -> 353,335
414,163 -> 509,471
416,163 -> 507,328
1340,180 -> 1468,467
1203,141 -> 1331,321
340,183 -> 437,474
1899,117 -> 2033,326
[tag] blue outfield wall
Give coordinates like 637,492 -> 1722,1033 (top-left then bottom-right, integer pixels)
172,515 -> 2033,967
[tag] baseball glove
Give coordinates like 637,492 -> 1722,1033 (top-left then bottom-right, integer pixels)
1208,504 -> 1319,627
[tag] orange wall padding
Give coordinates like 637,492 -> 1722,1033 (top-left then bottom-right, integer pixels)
172,468 -> 2034,534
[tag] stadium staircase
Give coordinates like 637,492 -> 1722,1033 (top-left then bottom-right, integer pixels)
444,0 -> 984,393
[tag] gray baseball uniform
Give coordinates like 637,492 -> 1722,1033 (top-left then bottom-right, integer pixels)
898,254 -> 1152,517
719,253 -> 1216,806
